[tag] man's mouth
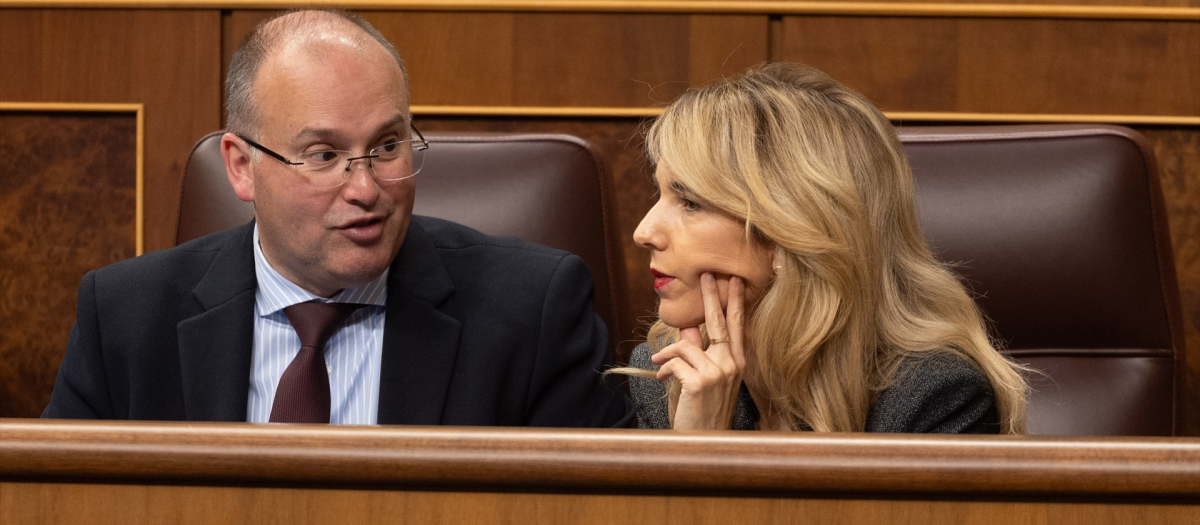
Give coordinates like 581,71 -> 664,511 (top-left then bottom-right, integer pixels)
651,268 -> 675,290
337,216 -> 386,243
341,217 -> 382,229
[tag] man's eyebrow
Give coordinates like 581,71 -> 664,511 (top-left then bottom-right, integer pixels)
292,127 -> 340,144
374,114 -> 409,137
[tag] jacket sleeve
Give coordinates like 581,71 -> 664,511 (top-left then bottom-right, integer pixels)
627,343 -> 671,429
523,254 -> 633,428
42,270 -> 115,419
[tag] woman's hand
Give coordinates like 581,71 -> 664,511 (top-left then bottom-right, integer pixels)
652,272 -> 746,430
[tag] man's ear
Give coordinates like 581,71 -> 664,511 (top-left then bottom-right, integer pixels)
221,132 -> 256,203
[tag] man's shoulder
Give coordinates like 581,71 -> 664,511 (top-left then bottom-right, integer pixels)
406,215 -> 593,309
88,223 -> 250,292
413,215 -> 568,261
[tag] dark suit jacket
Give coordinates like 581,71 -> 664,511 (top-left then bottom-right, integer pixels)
43,216 -> 633,427
628,343 -> 999,433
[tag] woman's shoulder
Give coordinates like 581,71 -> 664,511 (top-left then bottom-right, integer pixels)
629,342 -> 659,371
866,351 -> 1000,434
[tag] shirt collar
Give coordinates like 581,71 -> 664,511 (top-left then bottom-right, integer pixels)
252,224 -> 388,317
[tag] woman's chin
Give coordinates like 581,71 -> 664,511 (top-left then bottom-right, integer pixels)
657,305 -> 704,329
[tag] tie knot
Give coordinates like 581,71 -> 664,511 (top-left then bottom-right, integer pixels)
283,302 -> 364,350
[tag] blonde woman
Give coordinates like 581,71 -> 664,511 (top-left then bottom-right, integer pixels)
623,63 -> 1028,433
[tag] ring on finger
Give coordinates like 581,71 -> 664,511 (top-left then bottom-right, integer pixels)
709,337 -> 730,345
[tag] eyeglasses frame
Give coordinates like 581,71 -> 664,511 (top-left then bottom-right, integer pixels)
235,122 -> 429,182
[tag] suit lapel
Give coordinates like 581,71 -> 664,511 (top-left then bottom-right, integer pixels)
377,218 -> 462,425
178,223 -> 257,422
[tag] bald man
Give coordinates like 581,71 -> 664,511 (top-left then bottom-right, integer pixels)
43,10 -> 633,428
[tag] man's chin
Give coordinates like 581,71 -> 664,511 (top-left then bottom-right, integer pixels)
324,255 -> 393,287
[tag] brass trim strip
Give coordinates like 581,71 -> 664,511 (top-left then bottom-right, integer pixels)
413,105 -> 1200,126
414,105 -> 662,117
887,111 -> 1200,126
0,1 -> 1196,22
0,102 -> 146,255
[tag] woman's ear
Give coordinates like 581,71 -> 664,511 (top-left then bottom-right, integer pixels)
773,246 -> 785,276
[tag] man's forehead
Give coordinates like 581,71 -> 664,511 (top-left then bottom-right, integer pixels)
257,12 -> 402,81
275,31 -> 374,63
291,113 -> 409,142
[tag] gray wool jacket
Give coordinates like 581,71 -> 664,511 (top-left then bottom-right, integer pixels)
626,343 -> 1000,433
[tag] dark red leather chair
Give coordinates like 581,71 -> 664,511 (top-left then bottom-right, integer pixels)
898,124 -> 1183,436
178,131 -> 621,348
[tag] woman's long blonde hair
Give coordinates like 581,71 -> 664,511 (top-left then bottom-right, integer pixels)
641,63 -> 1028,433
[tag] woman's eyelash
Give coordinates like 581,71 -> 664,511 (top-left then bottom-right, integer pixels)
680,197 -> 701,211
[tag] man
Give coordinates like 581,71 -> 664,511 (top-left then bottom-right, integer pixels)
42,10 -> 632,427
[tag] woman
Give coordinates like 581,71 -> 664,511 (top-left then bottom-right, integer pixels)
621,63 -> 1028,433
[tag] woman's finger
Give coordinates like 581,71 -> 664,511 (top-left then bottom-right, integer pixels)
656,357 -> 690,382
699,273 -> 729,352
657,345 -> 710,381
700,273 -> 727,337
726,275 -> 746,370
650,327 -> 702,365
654,338 -> 721,376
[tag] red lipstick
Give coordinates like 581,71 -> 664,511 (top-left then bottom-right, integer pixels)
651,269 -> 675,290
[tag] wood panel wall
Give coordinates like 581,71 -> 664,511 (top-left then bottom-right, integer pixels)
0,111 -> 137,417
1,1 -> 1197,435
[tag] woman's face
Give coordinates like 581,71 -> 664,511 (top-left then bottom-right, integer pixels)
634,163 -> 776,328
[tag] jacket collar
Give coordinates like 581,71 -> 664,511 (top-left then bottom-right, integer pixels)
377,217 -> 462,425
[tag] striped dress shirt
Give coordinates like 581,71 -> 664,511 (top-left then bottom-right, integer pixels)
246,225 -> 388,424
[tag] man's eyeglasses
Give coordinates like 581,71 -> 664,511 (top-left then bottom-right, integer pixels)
236,123 -> 429,188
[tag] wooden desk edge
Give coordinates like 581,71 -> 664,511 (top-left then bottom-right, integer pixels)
3,419 -> 1198,500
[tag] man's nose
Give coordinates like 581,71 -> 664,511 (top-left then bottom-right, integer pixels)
343,154 -> 378,174
340,157 -> 382,202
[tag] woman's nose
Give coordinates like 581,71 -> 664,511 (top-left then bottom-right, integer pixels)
633,201 -> 663,250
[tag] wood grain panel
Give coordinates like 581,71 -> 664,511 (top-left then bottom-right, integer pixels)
778,16 -> 1200,116
6,0 -> 1200,15
3,483 -> 1198,525
688,14 -> 769,86
777,16 -> 960,111
512,13 -> 690,107
227,10 -> 522,107
225,11 -> 766,109
0,9 -> 222,252
1138,126 -> 1200,437
956,18 -> 1200,115
377,11 -> 518,106
0,112 -> 136,418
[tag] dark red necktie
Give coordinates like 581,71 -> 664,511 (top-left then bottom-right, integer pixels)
269,302 -> 363,423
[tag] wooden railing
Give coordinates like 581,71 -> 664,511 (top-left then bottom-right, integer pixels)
3,419 -> 1198,524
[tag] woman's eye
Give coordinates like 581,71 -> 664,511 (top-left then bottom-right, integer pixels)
377,141 -> 400,153
680,197 -> 701,212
